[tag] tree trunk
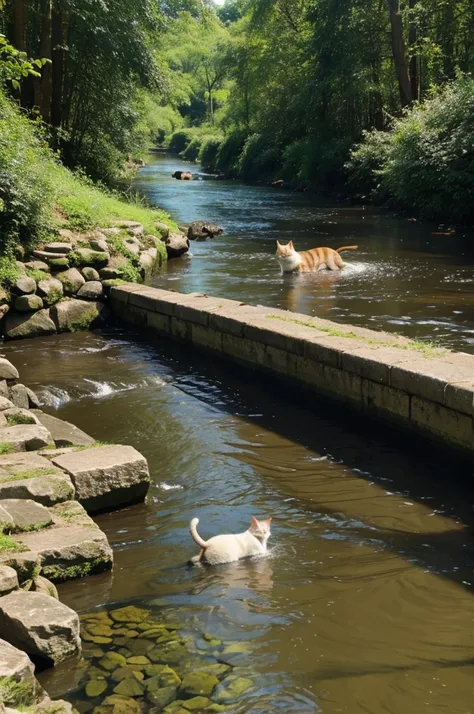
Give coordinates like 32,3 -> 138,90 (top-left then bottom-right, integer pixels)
408,0 -> 419,101
387,0 -> 412,106
51,9 -> 68,128
34,0 -> 53,121
13,0 -> 27,52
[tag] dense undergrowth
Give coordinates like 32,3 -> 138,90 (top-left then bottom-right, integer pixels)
0,90 -> 175,286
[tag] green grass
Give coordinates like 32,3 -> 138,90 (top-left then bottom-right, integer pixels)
51,163 -> 178,236
0,443 -> 15,455
266,314 -> 448,359
6,413 -> 36,426
26,268 -> 50,282
0,533 -> 27,553
0,466 -> 61,483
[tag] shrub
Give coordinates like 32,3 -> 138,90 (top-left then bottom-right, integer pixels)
236,133 -> 282,180
181,135 -> 202,162
346,128 -> 393,199
0,90 -> 54,253
199,136 -> 223,172
169,129 -> 196,154
215,131 -> 246,176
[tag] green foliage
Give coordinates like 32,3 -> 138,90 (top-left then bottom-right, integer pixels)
169,129 -> 197,153
346,129 -> 393,198
0,533 -> 27,552
181,135 -> 202,161
199,136 -> 223,171
0,254 -> 20,288
237,133 -> 281,180
0,442 -> 15,455
6,413 -> 36,426
26,268 -> 49,283
349,76 -> 474,221
0,91 -> 54,252
0,34 -> 48,89
215,131 -> 245,176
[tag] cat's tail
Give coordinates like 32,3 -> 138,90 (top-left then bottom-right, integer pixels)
190,518 -> 208,549
336,245 -> 358,253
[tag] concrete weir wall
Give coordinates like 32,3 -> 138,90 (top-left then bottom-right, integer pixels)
110,285 -> 474,458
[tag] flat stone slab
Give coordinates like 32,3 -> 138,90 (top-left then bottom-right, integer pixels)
0,474 -> 74,507
52,445 -> 150,514
32,411 -> 95,447
0,500 -> 53,532
0,565 -> 18,595
0,425 -> 52,452
42,243 -> 73,254
7,501 -> 113,582
0,591 -> 81,665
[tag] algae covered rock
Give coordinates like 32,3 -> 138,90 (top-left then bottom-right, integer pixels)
148,641 -> 188,665
81,267 -> 101,281
178,671 -> 218,699
197,663 -> 231,680
213,676 -> 253,702
55,268 -> 85,295
147,685 -> 177,708
113,676 -> 144,697
37,278 -> 64,307
77,281 -> 104,300
86,679 -> 108,697
72,248 -> 110,268
51,299 -> 110,333
14,295 -> 44,312
5,309 -> 57,340
98,694 -> 142,714
109,605 -> 150,624
98,652 -> 127,671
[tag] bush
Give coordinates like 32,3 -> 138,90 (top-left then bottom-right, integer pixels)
199,136 -> 223,172
236,133 -> 282,180
346,128 -> 393,199
181,136 -> 202,161
0,91 -> 54,253
169,129 -> 196,154
215,132 -> 246,177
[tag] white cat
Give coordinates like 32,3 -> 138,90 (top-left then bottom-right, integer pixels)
189,516 -> 272,565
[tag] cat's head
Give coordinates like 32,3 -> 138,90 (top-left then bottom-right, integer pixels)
249,516 -> 272,541
276,240 -> 296,257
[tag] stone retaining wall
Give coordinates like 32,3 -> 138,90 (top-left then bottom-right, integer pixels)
110,284 -> 474,458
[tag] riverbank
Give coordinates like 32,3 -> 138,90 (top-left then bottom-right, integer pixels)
0,354 -> 151,713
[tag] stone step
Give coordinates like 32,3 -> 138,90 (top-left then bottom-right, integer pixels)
0,451 -> 75,506
32,411 -> 95,448
51,444 -> 150,514
0,499 -> 52,532
42,243 -> 73,254
2,501 -> 113,583
0,591 -> 80,666
0,425 -> 53,452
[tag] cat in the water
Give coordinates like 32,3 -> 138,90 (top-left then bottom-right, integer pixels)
189,516 -> 272,565
276,240 -> 358,273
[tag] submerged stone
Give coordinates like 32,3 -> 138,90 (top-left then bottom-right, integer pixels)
98,652 -> 127,671
101,694 -> 142,714
126,655 -> 150,665
197,663 -> 231,680
113,676 -> 144,697
178,671 -> 218,699
109,605 -> 150,624
213,676 -> 253,702
147,685 -> 177,708
85,679 -> 108,697
148,641 -> 188,665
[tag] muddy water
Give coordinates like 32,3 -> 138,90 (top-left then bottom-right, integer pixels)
5,331 -> 474,714
134,153 -> 474,353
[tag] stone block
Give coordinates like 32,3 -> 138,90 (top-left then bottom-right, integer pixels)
0,425 -> 52,452
76,281 -> 104,300
0,474 -> 74,507
147,312 -> 171,334
243,318 -> 308,356
0,638 -> 42,707
32,411 -> 95,447
55,268 -> 85,295
265,346 -> 299,378
444,381 -> 474,416
221,334 -> 266,368
342,346 -> 412,384
8,385 -> 29,409
0,591 -> 81,665
129,289 -> 161,312
410,396 -> 473,449
0,500 -> 53,532
51,445 -> 150,514
173,302 -> 210,326
190,324 -> 223,352
361,379 -> 410,420
0,566 -> 18,595
390,360 -> 474,405
5,310 -> 56,340
170,317 -> 191,341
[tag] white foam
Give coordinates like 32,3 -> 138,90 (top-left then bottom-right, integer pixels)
159,482 -> 184,491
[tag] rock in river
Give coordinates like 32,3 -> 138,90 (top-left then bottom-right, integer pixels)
165,232 -> 189,259
0,591 -> 81,665
5,309 -> 57,340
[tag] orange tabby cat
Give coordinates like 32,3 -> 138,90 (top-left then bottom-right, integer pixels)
276,240 -> 358,273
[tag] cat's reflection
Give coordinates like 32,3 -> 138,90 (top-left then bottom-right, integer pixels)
189,552 -> 275,598
284,270 -> 340,314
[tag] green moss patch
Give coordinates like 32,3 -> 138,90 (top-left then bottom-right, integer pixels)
0,533 -> 27,553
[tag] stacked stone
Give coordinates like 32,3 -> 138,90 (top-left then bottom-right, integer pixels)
0,356 -> 151,713
2,221 -> 171,341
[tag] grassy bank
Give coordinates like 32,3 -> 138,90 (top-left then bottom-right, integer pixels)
0,90 -> 176,287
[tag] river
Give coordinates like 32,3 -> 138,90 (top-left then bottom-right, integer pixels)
11,154 -> 474,714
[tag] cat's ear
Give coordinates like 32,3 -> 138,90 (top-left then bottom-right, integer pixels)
251,516 -> 259,528
288,240 -> 294,249
276,240 -> 281,248
265,517 -> 272,525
